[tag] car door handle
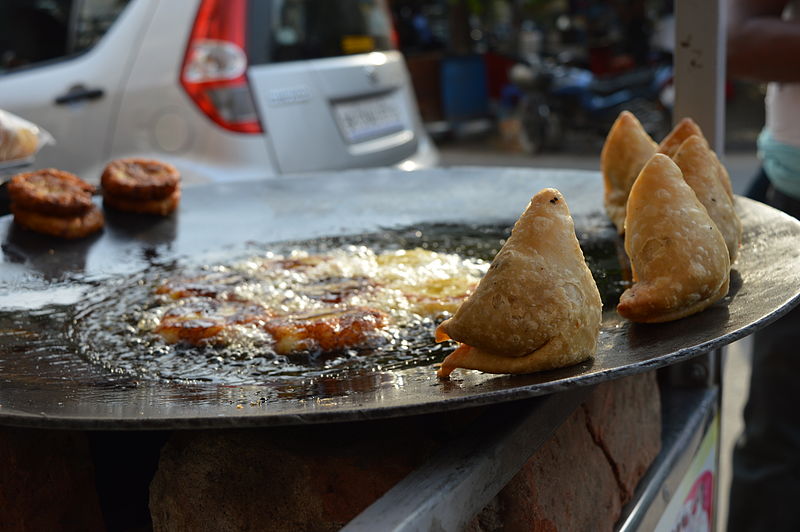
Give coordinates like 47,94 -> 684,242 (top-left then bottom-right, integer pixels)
54,85 -> 105,105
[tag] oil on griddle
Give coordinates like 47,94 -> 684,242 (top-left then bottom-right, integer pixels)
58,217 -> 625,386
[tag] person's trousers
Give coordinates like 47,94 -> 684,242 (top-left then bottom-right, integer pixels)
728,168 -> 800,532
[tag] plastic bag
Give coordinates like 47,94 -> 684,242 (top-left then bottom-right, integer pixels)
0,109 -> 54,162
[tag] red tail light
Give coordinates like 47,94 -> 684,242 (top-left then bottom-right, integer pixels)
181,0 -> 263,134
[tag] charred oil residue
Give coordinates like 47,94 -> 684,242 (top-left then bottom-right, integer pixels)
574,214 -> 630,309
67,221 -> 625,386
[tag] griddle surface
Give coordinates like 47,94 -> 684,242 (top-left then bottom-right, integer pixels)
0,168 -> 798,429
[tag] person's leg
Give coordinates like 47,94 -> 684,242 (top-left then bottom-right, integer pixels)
745,166 -> 770,203
729,174 -> 800,531
766,185 -> 800,220
729,304 -> 800,531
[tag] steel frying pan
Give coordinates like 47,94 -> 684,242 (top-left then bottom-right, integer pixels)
0,167 -> 798,429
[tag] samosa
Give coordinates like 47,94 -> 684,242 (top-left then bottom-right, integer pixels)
659,118 -> 735,199
436,188 -> 602,378
617,154 -> 730,323
658,117 -> 705,158
673,135 -> 742,261
601,111 -> 658,233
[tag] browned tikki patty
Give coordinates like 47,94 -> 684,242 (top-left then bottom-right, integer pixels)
154,300 -> 273,345
8,168 -> 95,216
101,158 -> 180,200
11,203 -> 104,239
263,307 -> 388,355
154,299 -> 387,355
104,188 -> 180,216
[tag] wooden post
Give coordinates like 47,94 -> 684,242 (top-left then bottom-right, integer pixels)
674,0 -> 727,153
673,6 -> 726,530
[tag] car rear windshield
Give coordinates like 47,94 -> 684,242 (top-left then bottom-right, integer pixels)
247,0 -> 394,65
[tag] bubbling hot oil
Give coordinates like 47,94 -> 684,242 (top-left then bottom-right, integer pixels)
70,222 -> 626,385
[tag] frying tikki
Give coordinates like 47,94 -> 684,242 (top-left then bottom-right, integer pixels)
435,188 -> 602,378
600,111 -> 658,233
617,154 -> 730,323
145,247 -> 485,358
154,298 -> 388,356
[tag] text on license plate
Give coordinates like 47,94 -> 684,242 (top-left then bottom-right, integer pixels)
334,94 -> 405,143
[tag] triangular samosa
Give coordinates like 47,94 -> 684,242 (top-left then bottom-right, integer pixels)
659,117 -> 734,198
658,117 -> 704,157
673,135 -> 742,261
601,111 -> 658,233
617,154 -> 730,323
436,188 -> 602,378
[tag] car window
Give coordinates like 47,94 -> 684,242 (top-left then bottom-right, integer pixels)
0,0 -> 130,74
73,0 -> 132,53
247,0 -> 394,65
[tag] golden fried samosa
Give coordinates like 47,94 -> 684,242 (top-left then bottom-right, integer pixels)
716,157 -> 735,200
435,188 -> 602,378
601,111 -> 658,233
617,154 -> 730,323
658,118 -> 735,199
673,135 -> 742,261
658,117 -> 704,158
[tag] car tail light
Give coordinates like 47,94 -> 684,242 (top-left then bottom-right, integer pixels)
385,2 -> 399,49
181,0 -> 263,133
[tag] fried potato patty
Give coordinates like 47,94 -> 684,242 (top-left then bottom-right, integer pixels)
101,158 -> 180,200
264,308 -> 388,355
153,299 -> 387,355
8,169 -> 95,216
155,271 -> 250,300
103,189 -> 180,216
154,300 -> 272,345
11,203 -> 104,239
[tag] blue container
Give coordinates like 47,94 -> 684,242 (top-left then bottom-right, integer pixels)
440,55 -> 490,122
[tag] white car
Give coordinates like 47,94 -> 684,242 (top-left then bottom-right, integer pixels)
0,0 -> 437,184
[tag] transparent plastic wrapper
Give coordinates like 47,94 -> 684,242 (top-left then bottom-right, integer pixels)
0,109 -> 54,163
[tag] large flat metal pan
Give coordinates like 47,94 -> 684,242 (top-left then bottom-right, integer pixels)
0,168 -> 798,429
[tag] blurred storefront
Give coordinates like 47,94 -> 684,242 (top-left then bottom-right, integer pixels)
389,0 -> 675,135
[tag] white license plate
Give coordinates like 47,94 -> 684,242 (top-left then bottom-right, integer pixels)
334,93 -> 405,143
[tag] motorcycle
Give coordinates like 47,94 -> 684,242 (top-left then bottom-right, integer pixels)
509,58 -> 673,153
